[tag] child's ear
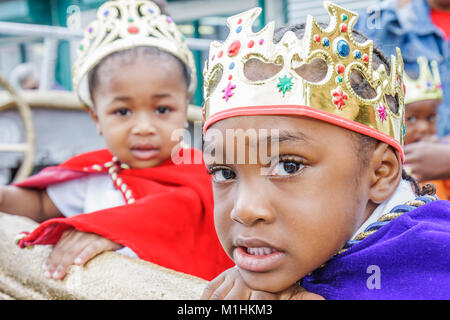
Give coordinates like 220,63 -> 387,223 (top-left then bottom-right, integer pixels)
87,107 -> 102,135
367,142 -> 403,204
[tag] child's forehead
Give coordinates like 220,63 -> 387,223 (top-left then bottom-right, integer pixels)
406,99 -> 441,113
206,114 -> 355,145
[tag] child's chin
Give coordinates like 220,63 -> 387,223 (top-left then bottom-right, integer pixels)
128,158 -> 163,169
238,268 -> 295,294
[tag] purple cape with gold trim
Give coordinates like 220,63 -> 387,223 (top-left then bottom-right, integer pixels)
302,200 -> 450,299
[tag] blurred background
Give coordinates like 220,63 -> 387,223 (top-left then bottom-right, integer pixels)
0,0 -> 381,103
0,0 -> 379,184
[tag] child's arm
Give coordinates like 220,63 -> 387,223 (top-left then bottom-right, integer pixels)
0,185 -> 123,280
0,185 -> 61,222
42,228 -> 123,280
201,267 -> 324,300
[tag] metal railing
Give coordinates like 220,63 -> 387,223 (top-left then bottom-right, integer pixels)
0,21 -> 212,91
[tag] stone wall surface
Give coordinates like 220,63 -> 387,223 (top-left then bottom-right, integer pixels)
0,212 -> 207,300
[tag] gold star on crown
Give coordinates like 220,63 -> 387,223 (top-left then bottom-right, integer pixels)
72,0 -> 196,109
403,56 -> 443,105
202,1 -> 406,159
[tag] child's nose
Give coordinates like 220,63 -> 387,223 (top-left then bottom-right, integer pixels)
231,182 -> 275,226
416,119 -> 430,134
132,114 -> 156,135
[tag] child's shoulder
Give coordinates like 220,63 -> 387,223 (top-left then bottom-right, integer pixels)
399,199 -> 450,233
354,199 -> 450,251
303,200 -> 450,299
61,149 -> 113,170
398,199 -> 450,245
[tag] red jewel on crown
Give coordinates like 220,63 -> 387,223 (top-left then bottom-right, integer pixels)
331,86 -> 348,110
127,26 -> 139,34
228,40 -> 241,57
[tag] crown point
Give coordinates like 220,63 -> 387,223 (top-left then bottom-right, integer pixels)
228,40 -> 241,57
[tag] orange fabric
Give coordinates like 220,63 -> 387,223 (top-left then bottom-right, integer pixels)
431,9 -> 450,40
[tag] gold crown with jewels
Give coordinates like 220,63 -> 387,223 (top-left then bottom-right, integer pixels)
202,1 -> 406,158
72,0 -> 196,109
403,56 -> 443,105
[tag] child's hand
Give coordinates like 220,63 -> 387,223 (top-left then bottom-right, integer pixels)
201,266 -> 324,300
42,228 -> 123,280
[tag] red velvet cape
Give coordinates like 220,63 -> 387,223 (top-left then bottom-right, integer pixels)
14,148 -> 233,280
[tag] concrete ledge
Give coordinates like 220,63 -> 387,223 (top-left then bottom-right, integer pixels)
0,212 -> 207,300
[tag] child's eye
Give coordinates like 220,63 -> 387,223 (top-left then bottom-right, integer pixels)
271,157 -> 305,176
114,108 -> 131,116
406,116 -> 416,124
156,106 -> 172,114
427,115 -> 437,122
207,167 -> 236,183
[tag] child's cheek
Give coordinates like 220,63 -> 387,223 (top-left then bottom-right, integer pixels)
213,196 -> 234,252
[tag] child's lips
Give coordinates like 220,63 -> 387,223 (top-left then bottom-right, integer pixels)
130,145 -> 159,160
233,238 -> 285,272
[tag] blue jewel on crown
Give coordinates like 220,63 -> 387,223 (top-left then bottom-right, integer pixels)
336,39 -> 350,57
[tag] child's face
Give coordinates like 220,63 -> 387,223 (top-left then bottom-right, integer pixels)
404,99 -> 439,145
90,55 -> 188,168
206,115 -> 373,292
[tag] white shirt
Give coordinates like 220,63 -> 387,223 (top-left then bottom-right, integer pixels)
47,173 -> 138,258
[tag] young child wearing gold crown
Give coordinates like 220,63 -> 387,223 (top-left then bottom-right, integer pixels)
0,0 -> 233,282
402,56 -> 449,200
200,1 -> 450,300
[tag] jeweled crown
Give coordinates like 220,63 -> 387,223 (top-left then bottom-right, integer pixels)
404,56 -> 443,105
72,0 -> 196,109
203,1 -> 406,157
